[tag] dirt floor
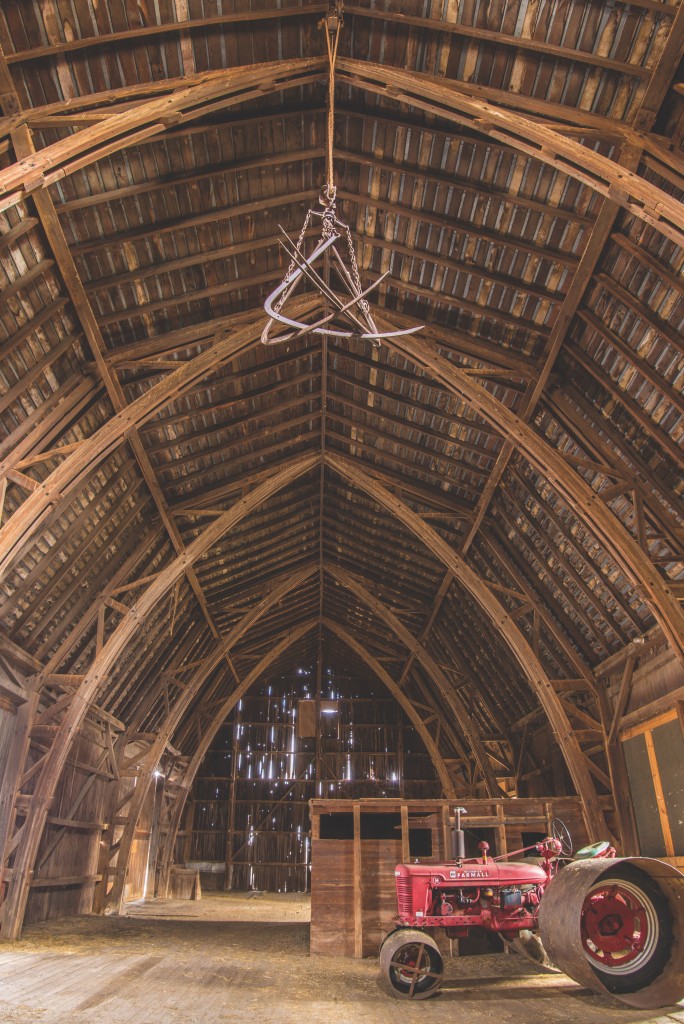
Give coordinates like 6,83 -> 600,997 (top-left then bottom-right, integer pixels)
0,893 -> 682,1024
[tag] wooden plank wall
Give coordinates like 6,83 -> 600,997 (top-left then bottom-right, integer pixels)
310,797 -> 589,958
25,729 -> 108,925
123,785 -> 154,902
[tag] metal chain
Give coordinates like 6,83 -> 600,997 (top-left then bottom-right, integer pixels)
272,207 -> 313,314
344,223 -> 370,318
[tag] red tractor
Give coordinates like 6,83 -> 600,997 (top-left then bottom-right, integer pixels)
380,810 -> 684,1008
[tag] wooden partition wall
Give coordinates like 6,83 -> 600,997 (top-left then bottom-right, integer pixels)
620,706 -> 684,869
309,797 -> 589,958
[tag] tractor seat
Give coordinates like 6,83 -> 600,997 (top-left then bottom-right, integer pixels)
573,841 -> 612,859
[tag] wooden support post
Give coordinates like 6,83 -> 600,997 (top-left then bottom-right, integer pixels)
599,674 -> 640,854
182,800 -> 194,865
145,773 -> 165,899
0,692 -> 39,902
644,731 -> 675,858
353,802 -> 362,959
397,702 -> 405,800
92,756 -> 125,914
544,801 -> 553,839
224,706 -> 240,891
496,803 -> 507,858
441,804 -> 451,861
400,803 -> 410,864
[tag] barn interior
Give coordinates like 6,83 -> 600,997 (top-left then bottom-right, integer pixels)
0,0 -> 683,1020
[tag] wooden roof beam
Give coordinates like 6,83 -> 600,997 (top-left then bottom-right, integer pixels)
336,59 -> 684,249
483,523 -> 607,673
0,58 -> 327,211
0,290 -> 318,579
382,324 -> 684,668
345,5 -> 661,77
0,452 -> 318,938
3,7 -> 329,67
325,451 -> 608,836
546,387 -> 684,548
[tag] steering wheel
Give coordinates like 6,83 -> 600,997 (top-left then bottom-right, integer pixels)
551,818 -> 573,857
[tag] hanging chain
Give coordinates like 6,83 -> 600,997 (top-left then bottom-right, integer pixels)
344,224 -> 370,318
272,207 -> 313,315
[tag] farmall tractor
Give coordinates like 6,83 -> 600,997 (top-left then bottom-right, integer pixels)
379,810 -> 684,1008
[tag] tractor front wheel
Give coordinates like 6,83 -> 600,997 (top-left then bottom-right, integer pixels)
379,928 -> 444,999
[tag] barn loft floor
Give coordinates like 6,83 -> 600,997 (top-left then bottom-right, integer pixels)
0,894 -> 681,1024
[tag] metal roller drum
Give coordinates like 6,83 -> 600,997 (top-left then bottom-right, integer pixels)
538,857 -> 684,1008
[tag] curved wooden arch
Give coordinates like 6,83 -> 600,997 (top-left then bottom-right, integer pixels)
322,618 -> 456,796
325,450 -> 608,838
1,58 -> 681,246
114,605 -> 466,906
0,452 -> 318,939
335,59 -> 684,249
326,564 -> 500,797
0,294 -> 317,580
0,59 -> 326,211
378,330 -> 684,668
4,308 -> 679,678
154,616 -> 458,898
104,564 -> 319,910
2,296 -> 679,682
154,618 -> 319,897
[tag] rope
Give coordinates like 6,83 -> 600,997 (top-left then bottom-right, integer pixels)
324,10 -> 341,204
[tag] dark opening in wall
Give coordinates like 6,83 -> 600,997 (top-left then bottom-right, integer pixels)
409,828 -> 432,858
320,812 -> 354,839
360,812 -> 402,839
462,826 -> 498,858
521,831 -> 546,851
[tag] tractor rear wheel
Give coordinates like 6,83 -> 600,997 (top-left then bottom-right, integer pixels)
379,928 -> 444,999
580,863 -> 673,995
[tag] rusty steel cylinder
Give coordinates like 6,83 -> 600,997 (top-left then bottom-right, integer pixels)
538,857 -> 684,1008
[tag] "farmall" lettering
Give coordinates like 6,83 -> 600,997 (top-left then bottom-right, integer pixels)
449,869 -> 488,879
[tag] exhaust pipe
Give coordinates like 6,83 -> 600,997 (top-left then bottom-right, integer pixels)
451,806 -> 466,862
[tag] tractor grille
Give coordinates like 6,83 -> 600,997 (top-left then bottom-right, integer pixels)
396,877 -> 413,918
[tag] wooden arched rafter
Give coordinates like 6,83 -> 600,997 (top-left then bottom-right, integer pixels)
102,563 -> 319,911
0,58 -> 327,213
333,57 -> 684,250
107,573 -> 502,908
2,299 -> 680,674
0,58 -> 680,674
0,452 -> 318,939
153,615 -> 458,899
324,450 -> 609,839
0,54 -> 682,245
325,565 -> 501,798
377,331 -> 684,668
